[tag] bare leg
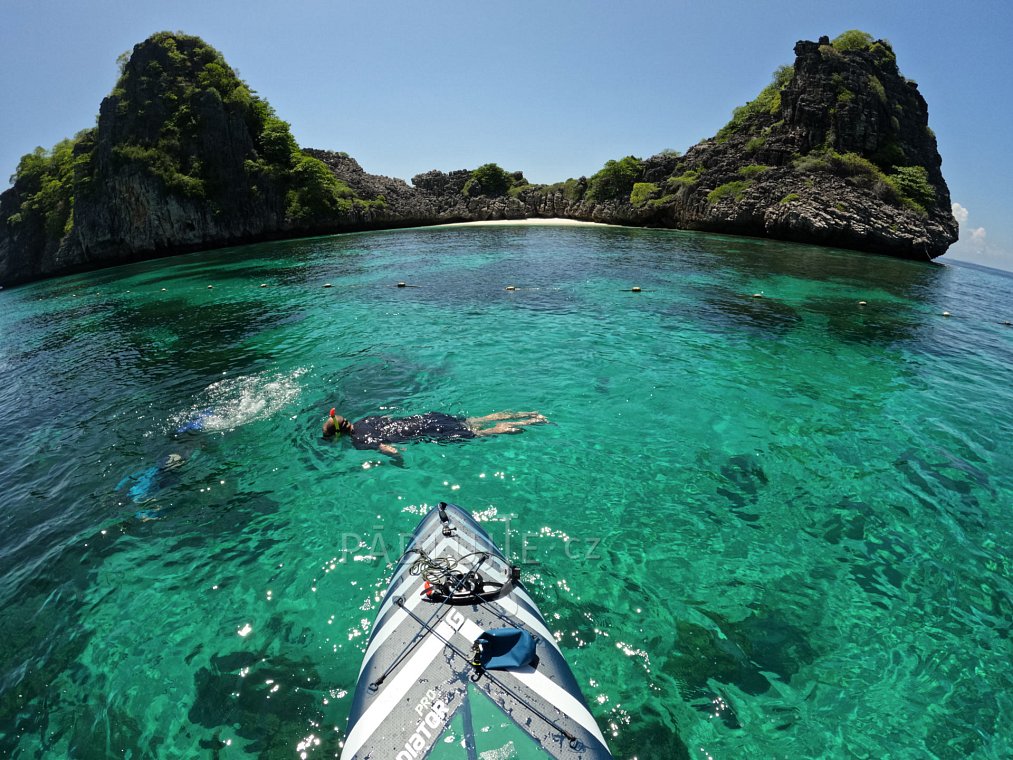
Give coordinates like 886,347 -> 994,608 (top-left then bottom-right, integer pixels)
465,411 -> 543,425
470,416 -> 548,437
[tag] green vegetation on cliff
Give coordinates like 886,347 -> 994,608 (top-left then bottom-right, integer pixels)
668,168 -> 702,188
685,28 -> 944,222
6,31 -> 375,244
461,163 -> 531,198
829,30 -> 897,68
792,149 -> 935,214
707,181 -> 752,204
629,182 -> 659,207
586,156 -> 644,202
285,154 -> 361,224
1,30 -> 957,286
6,131 -> 94,239
542,177 -> 586,202
831,30 -> 875,52
463,163 -> 512,196
884,165 -> 935,214
716,64 -> 794,141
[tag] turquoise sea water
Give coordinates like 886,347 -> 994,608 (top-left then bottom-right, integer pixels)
1,224 -> 1011,759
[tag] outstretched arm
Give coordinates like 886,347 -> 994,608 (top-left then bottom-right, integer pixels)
378,443 -> 402,457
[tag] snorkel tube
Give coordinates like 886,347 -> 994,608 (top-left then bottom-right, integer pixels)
324,408 -> 340,438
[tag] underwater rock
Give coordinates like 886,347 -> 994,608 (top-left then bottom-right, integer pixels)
662,609 -> 816,711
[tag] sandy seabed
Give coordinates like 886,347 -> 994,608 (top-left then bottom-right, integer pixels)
437,218 -> 612,228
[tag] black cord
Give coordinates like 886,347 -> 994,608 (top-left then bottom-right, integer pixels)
368,552 -> 487,689
396,602 -> 580,746
472,581 -> 536,633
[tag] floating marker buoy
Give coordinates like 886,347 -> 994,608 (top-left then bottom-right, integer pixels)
323,283 -> 332,288
397,282 -> 406,288
858,300 -> 867,306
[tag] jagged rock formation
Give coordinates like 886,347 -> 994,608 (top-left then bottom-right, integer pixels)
0,33 -> 389,285
0,31 -> 957,286
530,33 -> 957,259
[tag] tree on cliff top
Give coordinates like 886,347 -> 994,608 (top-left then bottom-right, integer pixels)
585,156 -> 644,202
831,30 -> 876,52
463,163 -> 513,197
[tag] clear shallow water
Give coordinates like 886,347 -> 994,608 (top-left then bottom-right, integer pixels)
1,224 -> 1011,759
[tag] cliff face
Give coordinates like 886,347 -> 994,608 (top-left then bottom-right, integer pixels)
0,32 -> 957,287
0,33 -> 392,285
70,44 -> 280,263
518,35 -> 957,258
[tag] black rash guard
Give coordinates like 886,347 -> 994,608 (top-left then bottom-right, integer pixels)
349,413 -> 476,450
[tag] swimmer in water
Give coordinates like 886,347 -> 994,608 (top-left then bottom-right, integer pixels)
322,408 -> 548,457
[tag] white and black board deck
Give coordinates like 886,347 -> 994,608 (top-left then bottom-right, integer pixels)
341,502 -> 613,759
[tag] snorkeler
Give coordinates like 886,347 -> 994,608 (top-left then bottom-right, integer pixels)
322,408 -> 548,457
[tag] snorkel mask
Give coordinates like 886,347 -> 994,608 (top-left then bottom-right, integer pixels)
329,408 -> 350,437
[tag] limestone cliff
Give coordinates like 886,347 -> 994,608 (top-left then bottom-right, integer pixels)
521,33 -> 958,259
0,31 -> 957,287
0,32 -> 389,285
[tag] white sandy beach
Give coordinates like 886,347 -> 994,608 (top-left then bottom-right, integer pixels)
437,218 -> 613,228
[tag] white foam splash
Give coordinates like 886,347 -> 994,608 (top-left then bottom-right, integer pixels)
171,368 -> 308,433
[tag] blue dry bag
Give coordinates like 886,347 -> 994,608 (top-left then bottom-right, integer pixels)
474,628 -> 537,670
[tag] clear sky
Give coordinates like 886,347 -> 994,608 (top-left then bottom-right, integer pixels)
2,0 -> 1010,269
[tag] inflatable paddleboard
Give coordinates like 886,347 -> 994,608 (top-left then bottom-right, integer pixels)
341,502 -> 613,759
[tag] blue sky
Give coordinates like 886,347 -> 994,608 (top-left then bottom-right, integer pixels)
2,0 -> 1010,269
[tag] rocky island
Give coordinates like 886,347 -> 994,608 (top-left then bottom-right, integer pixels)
0,30 -> 958,286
